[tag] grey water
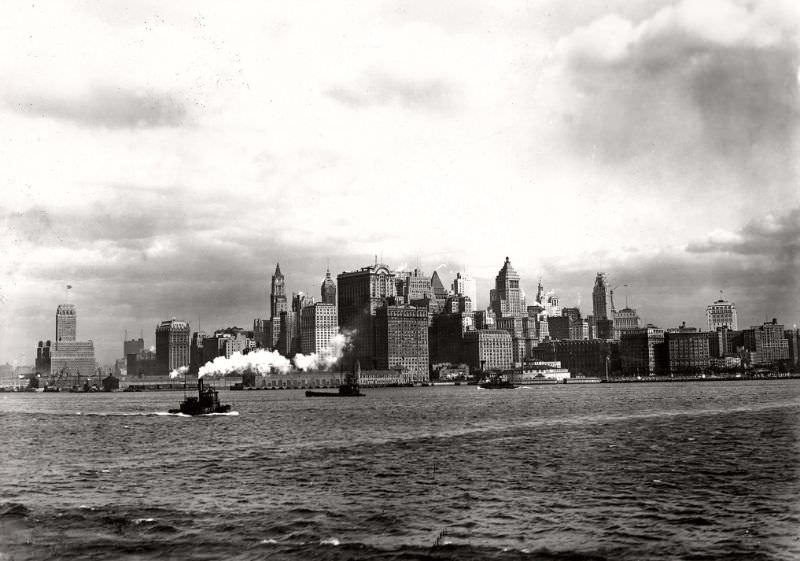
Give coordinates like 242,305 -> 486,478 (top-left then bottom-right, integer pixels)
1,380 -> 799,560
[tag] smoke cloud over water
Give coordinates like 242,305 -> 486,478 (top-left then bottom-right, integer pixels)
197,332 -> 353,379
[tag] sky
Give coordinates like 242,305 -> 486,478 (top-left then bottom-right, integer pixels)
1,0 -> 799,366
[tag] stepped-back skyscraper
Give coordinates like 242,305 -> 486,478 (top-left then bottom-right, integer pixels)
490,257 -> 523,318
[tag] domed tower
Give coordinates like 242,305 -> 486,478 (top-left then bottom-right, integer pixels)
321,267 -> 336,305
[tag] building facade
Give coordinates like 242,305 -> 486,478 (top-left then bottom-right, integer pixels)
56,304 -> 77,342
666,330 -> 710,373
462,329 -> 513,372
301,302 -> 339,357
592,273 -> 614,321
337,263 -> 397,367
620,327 -> 667,376
742,320 -> 789,366
490,257 -> 523,318
451,272 -> 478,310
706,298 -> 738,332
374,305 -> 429,382
155,319 -> 191,376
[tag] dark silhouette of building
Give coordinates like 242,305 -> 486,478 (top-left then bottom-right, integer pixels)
620,327 -> 667,375
155,319 -> 190,376
785,328 -> 800,368
374,305 -> 429,382
321,267 -> 337,305
124,337 -> 145,358
430,311 -> 472,365
337,262 -> 397,368
531,339 -> 621,378
666,329 -> 710,374
592,273 -> 614,321
270,263 -> 288,318
35,340 -> 51,375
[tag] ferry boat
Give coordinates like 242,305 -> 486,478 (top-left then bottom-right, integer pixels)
169,378 -> 231,415
478,372 -> 517,389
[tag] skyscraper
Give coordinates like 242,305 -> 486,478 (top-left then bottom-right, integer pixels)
706,298 -> 738,331
270,263 -> 288,318
337,262 -> 397,367
56,304 -> 77,342
300,303 -> 339,357
490,257 -> 523,318
155,319 -> 190,376
321,267 -> 337,305
374,304 -> 430,382
592,273 -> 614,321
451,272 -> 477,310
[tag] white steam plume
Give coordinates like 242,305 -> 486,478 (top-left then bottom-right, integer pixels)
169,365 -> 189,379
293,333 -> 350,371
199,349 -> 291,379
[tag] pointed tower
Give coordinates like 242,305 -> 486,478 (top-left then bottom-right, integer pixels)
490,257 -> 522,318
270,263 -> 288,319
321,267 -> 337,305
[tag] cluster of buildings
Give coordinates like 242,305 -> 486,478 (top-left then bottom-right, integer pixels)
11,257 -> 800,389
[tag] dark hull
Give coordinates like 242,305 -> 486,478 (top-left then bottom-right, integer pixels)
479,382 -> 517,389
305,390 -> 363,397
169,404 -> 232,415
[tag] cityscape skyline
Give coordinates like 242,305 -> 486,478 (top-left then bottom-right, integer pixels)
6,256 -> 798,368
1,1 -> 799,365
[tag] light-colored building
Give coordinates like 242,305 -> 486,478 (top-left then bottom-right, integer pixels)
706,298 -> 738,331
451,272 -> 478,310
50,340 -> 96,385
490,257 -> 523,318
374,305 -> 429,382
56,304 -> 77,342
300,303 -> 339,357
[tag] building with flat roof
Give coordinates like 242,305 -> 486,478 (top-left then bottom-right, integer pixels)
155,319 -> 190,376
620,327 -> 667,376
56,304 -> 77,342
301,302 -> 339,358
374,305 -> 429,382
337,262 -> 397,368
462,329 -> 513,372
706,298 -> 738,331
666,330 -> 710,374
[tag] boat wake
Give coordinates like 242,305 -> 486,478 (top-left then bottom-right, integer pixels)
155,411 -> 239,417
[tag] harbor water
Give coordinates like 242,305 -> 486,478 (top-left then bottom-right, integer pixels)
1,380 -> 799,560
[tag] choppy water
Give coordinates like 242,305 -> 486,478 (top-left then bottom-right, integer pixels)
1,380 -> 799,560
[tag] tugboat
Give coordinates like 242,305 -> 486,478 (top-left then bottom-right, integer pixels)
478,371 -> 517,389
169,378 -> 231,415
306,361 -> 364,397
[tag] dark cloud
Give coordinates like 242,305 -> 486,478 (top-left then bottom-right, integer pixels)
686,206 -> 800,264
328,70 -> 455,112
6,87 -> 190,129
557,10 -> 800,195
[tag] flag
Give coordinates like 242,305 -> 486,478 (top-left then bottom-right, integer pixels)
66,285 -> 72,289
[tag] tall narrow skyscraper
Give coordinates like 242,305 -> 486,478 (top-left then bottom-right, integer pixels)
321,268 -> 337,305
490,257 -> 522,318
270,263 -> 288,319
592,273 -> 614,320
56,304 -> 77,342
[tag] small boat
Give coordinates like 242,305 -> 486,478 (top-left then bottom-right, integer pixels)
478,372 -> 517,389
306,361 -> 364,397
169,378 -> 231,415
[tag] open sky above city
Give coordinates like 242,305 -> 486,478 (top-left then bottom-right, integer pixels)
1,0 -> 799,365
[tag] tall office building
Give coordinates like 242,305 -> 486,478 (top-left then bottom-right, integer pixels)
706,298 -> 738,331
155,319 -> 191,376
56,304 -> 77,342
490,257 -> 523,318
35,340 -> 51,375
462,329 -> 513,371
124,337 -> 145,358
270,263 -> 288,319
592,273 -> 614,321
451,272 -> 477,309
620,326 -> 667,376
338,262 -> 397,367
374,305 -> 429,382
49,303 -> 95,387
300,303 -> 339,357
321,268 -> 337,305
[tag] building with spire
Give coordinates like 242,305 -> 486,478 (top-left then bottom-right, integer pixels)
267,264 -> 289,350
490,257 -> 523,319
592,273 -> 614,321
321,268 -> 337,305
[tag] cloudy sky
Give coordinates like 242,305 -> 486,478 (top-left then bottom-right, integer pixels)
1,0 -> 799,365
